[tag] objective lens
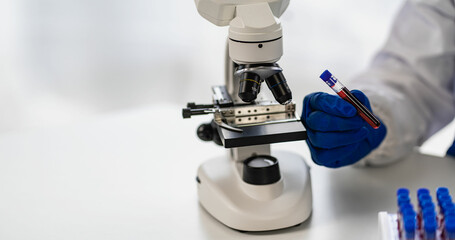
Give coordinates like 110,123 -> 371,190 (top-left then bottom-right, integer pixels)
265,70 -> 292,105
238,72 -> 261,102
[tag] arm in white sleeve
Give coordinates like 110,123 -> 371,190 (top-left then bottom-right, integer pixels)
350,0 -> 455,166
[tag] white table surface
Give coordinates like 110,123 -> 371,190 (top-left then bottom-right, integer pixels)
0,105 -> 454,240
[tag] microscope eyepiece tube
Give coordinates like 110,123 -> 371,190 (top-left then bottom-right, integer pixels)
265,71 -> 292,105
238,72 -> 261,103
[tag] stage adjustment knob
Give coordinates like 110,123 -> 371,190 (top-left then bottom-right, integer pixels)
197,123 -> 213,141
242,155 -> 281,185
196,121 -> 222,146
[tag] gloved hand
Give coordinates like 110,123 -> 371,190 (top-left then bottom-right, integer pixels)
301,90 -> 387,168
446,142 -> 455,157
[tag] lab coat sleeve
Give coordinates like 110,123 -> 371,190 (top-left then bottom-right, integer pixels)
349,0 -> 455,166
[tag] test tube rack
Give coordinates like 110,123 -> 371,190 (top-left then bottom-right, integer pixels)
379,188 -> 455,240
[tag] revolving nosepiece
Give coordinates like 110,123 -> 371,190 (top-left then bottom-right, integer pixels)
236,63 -> 292,105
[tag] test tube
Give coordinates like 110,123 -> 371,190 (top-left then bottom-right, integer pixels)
397,188 -> 410,196
441,201 -> 454,214
440,195 -> 453,207
399,194 -> 411,206
401,206 -> 416,239
397,188 -> 411,236
403,213 -> 416,240
419,195 -> 431,228
446,216 -> 455,240
442,202 -> 455,229
424,216 -> 437,240
437,188 -> 450,225
437,187 -> 449,199
418,188 -> 430,198
319,70 -> 381,129
445,204 -> 455,216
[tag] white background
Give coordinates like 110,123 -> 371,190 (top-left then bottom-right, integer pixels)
1,1 -> 455,239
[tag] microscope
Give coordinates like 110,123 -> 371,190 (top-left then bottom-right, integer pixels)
182,0 -> 312,231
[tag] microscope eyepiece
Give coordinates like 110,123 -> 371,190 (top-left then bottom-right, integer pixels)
264,70 -> 292,105
238,72 -> 261,103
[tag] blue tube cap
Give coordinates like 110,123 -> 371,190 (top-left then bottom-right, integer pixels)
422,208 -> 436,219
320,70 -> 332,81
444,205 -> 455,216
421,201 -> 435,210
439,195 -> 452,205
424,217 -> 437,233
446,216 -> 455,233
402,208 -> 416,219
400,203 -> 414,211
437,187 -> 449,196
404,218 -> 416,233
442,202 -> 455,213
398,195 -> 411,206
397,188 -> 410,197
418,194 -> 432,206
418,188 -> 430,197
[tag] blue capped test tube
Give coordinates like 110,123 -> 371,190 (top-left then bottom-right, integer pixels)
438,188 -> 454,226
442,202 -> 455,218
437,187 -> 449,198
393,187 -> 455,240
446,215 -> 455,240
438,187 -> 455,240
423,206 -> 437,239
424,216 -> 437,240
404,216 -> 416,239
398,194 -> 411,207
445,203 -> 455,216
398,188 -> 410,196
440,195 -> 453,208
319,70 -> 381,129
418,188 -> 430,197
403,208 -> 417,240
396,188 -> 416,239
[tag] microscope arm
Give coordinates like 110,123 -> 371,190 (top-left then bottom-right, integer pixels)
195,0 -> 289,26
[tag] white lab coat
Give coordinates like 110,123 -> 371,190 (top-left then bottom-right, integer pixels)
350,0 -> 455,166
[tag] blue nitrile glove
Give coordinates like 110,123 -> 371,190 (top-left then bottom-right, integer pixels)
301,90 -> 387,168
446,142 -> 455,157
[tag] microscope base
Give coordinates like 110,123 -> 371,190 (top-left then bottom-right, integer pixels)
196,150 -> 312,232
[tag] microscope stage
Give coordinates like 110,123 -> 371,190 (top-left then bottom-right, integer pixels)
218,121 -> 307,148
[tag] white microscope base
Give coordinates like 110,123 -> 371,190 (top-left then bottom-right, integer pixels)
197,150 -> 312,232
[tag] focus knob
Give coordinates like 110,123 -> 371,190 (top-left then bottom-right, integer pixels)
242,155 -> 281,185
196,121 -> 223,146
197,123 -> 213,141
